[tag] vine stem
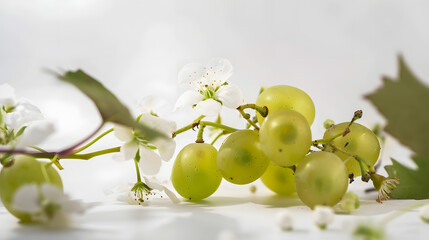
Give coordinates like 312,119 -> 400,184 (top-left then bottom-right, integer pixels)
73,128 -> 114,154
134,151 -> 142,183
0,124 -> 105,158
34,147 -> 120,160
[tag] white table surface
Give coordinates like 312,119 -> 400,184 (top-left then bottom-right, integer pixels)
1,180 -> 428,240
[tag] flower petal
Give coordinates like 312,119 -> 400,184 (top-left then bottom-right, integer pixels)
41,184 -> 65,204
153,138 -> 176,161
139,113 -> 177,136
15,120 -> 55,148
138,96 -> 168,114
205,58 -> 233,87
114,124 -> 134,142
178,63 -> 205,90
62,200 -> 87,214
143,177 -> 164,191
174,90 -> 204,111
194,99 -> 222,116
138,146 -> 162,175
0,83 -> 17,108
216,84 -> 244,109
120,141 -> 139,161
162,186 -> 181,203
143,177 -> 180,203
5,102 -> 44,129
12,184 -> 41,214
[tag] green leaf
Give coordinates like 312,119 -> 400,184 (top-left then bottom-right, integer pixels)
365,56 -> 429,199
57,70 -> 166,141
384,157 -> 429,199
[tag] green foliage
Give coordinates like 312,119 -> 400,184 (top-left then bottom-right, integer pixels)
57,70 -> 166,141
366,56 -> 429,199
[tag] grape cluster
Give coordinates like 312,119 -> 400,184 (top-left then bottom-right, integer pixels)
171,85 -> 381,208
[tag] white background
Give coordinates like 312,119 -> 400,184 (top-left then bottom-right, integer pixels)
1,1 -> 429,239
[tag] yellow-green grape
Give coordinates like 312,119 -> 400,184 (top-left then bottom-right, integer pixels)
256,85 -> 315,126
171,143 -> 222,200
295,151 -> 348,208
261,162 -> 296,195
259,109 -> 312,167
217,130 -> 269,185
323,122 -> 381,177
0,155 -> 63,222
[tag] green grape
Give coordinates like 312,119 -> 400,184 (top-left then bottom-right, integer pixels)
0,155 -> 63,222
260,162 -> 296,195
323,122 -> 381,177
259,109 -> 312,167
171,143 -> 221,200
295,151 -> 348,208
217,130 -> 269,185
256,85 -> 315,126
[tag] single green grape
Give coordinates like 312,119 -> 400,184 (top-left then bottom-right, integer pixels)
171,143 -> 222,200
256,85 -> 315,126
260,162 -> 296,195
259,109 -> 312,167
295,151 -> 348,208
323,122 -> 381,177
0,155 -> 63,222
217,130 -> 269,185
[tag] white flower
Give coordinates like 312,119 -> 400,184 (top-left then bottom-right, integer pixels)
14,120 -> 55,149
116,177 -> 179,205
0,83 -> 17,109
175,58 -> 244,116
12,183 -> 86,226
276,209 -> 294,231
312,206 -> 334,230
138,96 -> 168,115
114,113 -> 176,175
0,84 -> 54,149
420,204 -> 429,224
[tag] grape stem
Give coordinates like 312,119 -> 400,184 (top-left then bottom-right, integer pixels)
172,115 -> 205,138
196,124 -> 207,143
312,110 -> 363,147
236,105 -> 261,130
327,143 -> 374,182
173,115 -> 238,142
236,104 -> 268,117
210,131 -> 227,145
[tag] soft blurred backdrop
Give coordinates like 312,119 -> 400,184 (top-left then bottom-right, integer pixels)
1,0 -> 428,201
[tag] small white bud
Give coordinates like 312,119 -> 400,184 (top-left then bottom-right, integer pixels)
312,206 -> 334,230
276,209 -> 294,231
